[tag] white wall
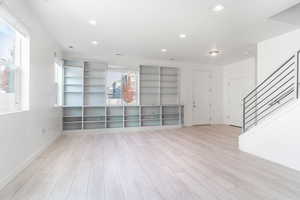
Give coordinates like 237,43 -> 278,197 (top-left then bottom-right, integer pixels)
240,28 -> 300,171
0,0 -> 62,190
240,101 -> 300,171
257,28 -> 300,82
222,58 -> 256,124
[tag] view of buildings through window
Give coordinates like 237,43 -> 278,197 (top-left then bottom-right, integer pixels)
106,70 -> 138,105
0,19 -> 17,94
0,18 -> 27,113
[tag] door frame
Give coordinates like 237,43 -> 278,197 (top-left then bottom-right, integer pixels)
191,69 -> 213,126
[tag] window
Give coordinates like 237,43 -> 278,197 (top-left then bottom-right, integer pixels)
106,68 -> 138,106
0,18 -> 29,114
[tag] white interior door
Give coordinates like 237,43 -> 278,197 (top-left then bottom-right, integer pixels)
192,71 -> 212,125
228,78 -> 248,127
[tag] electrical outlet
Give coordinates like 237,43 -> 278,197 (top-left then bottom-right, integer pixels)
42,128 -> 47,134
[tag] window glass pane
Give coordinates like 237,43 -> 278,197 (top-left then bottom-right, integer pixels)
0,20 -> 17,94
0,20 -> 16,64
0,18 -> 27,113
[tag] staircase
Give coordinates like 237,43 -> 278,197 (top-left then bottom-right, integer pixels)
239,50 -> 300,171
242,50 -> 300,133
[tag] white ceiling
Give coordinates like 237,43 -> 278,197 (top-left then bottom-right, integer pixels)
28,0 -> 300,65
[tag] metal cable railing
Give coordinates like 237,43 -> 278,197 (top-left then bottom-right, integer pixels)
242,51 -> 300,133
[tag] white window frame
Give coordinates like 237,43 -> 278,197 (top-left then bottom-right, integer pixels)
0,5 -> 30,114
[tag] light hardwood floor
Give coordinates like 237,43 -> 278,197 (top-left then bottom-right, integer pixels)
1,125 -> 300,200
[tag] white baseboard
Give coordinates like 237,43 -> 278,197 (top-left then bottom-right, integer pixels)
0,133 -> 61,191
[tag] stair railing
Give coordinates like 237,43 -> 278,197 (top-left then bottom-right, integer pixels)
242,51 -> 300,133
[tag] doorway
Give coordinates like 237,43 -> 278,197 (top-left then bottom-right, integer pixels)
192,70 -> 212,125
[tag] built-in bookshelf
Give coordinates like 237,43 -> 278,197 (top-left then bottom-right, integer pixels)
63,105 -> 183,131
84,62 -> 107,106
62,60 -> 183,131
63,60 -> 84,106
83,106 -> 106,129
140,65 -> 179,105
62,60 -> 107,130
140,65 -> 160,105
125,106 -> 140,127
160,67 -> 178,105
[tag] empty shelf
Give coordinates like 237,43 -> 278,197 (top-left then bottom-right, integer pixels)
161,93 -> 178,95
64,76 -> 83,78
84,121 -> 105,123
84,84 -> 105,87
64,84 -> 82,86
64,91 -> 82,93
84,91 -> 105,94
84,76 -> 105,79
160,74 -> 177,77
161,80 -> 177,83
140,73 -> 160,75
140,79 -> 160,82
63,121 -> 82,124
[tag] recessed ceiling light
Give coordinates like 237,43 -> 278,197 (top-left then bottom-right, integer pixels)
212,4 -> 224,12
91,41 -> 99,45
179,34 -> 187,38
88,20 -> 97,26
209,49 -> 220,56
161,49 -> 167,52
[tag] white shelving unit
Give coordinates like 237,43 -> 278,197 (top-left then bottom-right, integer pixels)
63,60 -> 183,131
140,65 -> 160,105
83,62 -> 107,107
106,106 -> 124,128
160,67 -> 179,105
140,65 -> 179,105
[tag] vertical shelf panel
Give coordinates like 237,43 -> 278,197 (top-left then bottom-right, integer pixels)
140,65 -> 160,105
162,105 -> 180,126
63,60 -> 84,131
83,106 -> 106,129
63,107 -> 83,130
63,60 -> 84,106
106,106 -> 124,128
84,62 -> 107,106
160,67 -> 179,105
125,106 -> 140,127
141,106 -> 161,127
